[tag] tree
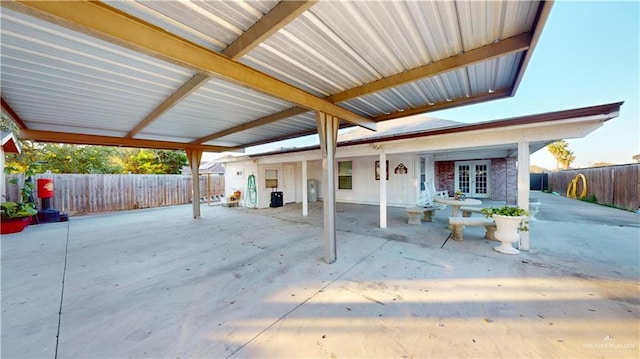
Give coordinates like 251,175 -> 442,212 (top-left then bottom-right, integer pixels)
122,149 -> 187,174
529,165 -> 548,174
2,114 -> 187,174
1,113 -> 42,173
40,144 -> 123,174
547,140 -> 575,170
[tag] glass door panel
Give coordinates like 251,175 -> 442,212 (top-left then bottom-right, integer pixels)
458,165 -> 470,193
474,164 -> 488,195
455,161 -> 490,198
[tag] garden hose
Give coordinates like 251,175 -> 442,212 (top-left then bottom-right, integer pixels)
566,174 -> 587,199
246,174 -> 257,208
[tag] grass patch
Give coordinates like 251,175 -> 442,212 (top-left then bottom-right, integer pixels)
579,194 -> 598,204
578,193 -> 635,212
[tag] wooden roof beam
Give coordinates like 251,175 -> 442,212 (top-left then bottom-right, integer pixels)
126,73 -> 209,138
3,1 -> 374,130
21,129 -> 240,152
327,32 -> 532,104
223,1 -> 318,59
373,89 -> 512,122
193,33 -> 531,145
125,0 -> 318,139
193,107 -> 309,144
511,1 -> 554,96
1,97 -> 28,130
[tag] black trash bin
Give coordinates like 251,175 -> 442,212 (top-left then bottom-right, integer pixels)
270,191 -> 283,208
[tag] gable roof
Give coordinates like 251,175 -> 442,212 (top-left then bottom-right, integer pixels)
338,116 -> 462,143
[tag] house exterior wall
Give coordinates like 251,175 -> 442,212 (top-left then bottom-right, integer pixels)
320,153 -> 418,206
435,161 -> 455,194
436,159 -> 517,204
225,160 -> 310,208
226,153 -> 517,208
488,158 -> 517,204
307,159 -> 323,199
219,109 -> 616,210
259,162 -> 282,208
223,160 -> 258,205
507,157 -> 518,204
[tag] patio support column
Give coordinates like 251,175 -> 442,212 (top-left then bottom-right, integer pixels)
186,148 -> 203,219
302,159 -> 308,216
316,111 -> 339,264
517,141 -> 530,250
379,151 -> 387,229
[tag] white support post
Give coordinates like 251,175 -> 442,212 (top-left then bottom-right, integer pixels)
517,141 -> 530,250
186,148 -> 203,219
302,159 -> 308,216
379,151 -> 387,229
316,112 -> 339,264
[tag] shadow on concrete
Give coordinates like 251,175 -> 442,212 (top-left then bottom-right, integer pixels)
2,192 -> 638,358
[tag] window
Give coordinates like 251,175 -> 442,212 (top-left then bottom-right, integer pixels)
338,161 -> 352,190
265,169 -> 278,188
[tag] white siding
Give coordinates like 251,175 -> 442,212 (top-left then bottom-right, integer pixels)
334,154 -> 417,207
258,163 -> 282,209
307,160 -> 324,199
223,160 -> 258,207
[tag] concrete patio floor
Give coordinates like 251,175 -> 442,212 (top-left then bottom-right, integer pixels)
2,191 -> 639,358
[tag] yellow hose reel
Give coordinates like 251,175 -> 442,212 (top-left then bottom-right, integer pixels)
566,174 -> 587,199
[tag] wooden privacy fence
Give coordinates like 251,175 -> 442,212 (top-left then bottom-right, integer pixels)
547,163 -> 639,211
3,173 -> 225,215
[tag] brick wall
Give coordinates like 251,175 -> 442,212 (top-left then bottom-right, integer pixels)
490,158 -> 518,204
436,158 -> 517,204
435,161 -> 455,193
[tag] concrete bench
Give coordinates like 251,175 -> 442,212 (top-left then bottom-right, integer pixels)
460,206 -> 484,217
405,205 -> 444,224
448,217 -> 496,241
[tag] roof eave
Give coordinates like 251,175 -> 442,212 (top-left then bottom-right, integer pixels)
252,101 -> 623,157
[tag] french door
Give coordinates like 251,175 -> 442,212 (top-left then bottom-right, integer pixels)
455,160 -> 490,198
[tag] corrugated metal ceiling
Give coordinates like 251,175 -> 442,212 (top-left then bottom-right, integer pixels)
0,0 -> 552,152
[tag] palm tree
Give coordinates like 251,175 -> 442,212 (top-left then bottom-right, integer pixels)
547,140 -> 575,169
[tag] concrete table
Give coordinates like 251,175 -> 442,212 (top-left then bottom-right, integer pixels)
434,197 -> 482,217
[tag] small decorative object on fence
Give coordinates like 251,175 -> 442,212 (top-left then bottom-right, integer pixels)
547,164 -> 639,211
566,173 -> 587,199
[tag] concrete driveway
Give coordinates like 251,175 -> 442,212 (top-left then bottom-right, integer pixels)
2,191 -> 638,358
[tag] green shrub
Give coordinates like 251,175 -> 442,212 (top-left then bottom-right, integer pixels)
579,194 -> 597,203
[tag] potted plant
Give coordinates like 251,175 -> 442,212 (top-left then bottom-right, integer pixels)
453,189 -> 466,201
481,205 -> 529,254
1,162 -> 41,234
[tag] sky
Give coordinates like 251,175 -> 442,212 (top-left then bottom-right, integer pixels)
207,1 -> 640,170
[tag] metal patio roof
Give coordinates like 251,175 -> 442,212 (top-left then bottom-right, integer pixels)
1,0 -> 552,154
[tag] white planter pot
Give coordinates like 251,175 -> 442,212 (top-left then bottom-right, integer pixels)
492,215 -> 525,255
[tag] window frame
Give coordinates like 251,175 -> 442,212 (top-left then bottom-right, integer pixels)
265,169 -> 278,189
337,160 -> 353,190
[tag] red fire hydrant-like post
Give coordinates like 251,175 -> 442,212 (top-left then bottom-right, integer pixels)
37,178 -> 54,210
36,176 -> 67,223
